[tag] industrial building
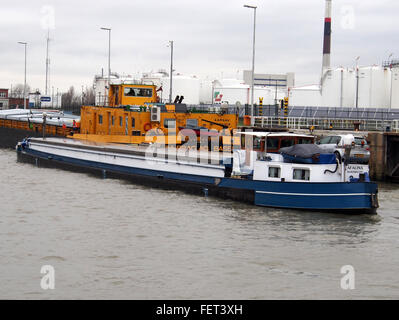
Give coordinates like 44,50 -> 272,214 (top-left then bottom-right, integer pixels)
243,71 -> 295,89
289,0 -> 398,110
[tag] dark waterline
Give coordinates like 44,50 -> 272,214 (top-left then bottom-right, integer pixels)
0,149 -> 398,299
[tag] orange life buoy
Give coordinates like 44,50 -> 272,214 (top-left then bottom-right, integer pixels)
143,123 -> 152,132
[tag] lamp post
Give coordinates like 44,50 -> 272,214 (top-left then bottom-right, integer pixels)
355,56 -> 360,109
101,27 -> 111,105
388,53 -> 394,111
168,40 -> 174,103
18,41 -> 27,109
244,4 -> 257,126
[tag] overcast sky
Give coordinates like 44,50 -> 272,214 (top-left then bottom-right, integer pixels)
1,0 -> 398,93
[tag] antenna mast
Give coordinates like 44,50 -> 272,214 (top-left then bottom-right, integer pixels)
45,29 -> 50,95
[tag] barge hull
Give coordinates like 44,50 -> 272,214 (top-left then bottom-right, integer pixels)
17,145 -> 377,214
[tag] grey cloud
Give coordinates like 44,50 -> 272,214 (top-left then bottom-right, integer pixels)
1,0 -> 398,92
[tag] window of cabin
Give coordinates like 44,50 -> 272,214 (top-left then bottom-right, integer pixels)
98,115 -> 103,124
298,138 -> 312,144
119,116 -> 123,127
293,169 -> 310,181
253,136 -> 262,151
266,138 -> 279,150
268,167 -> 281,178
131,117 -> 135,128
280,139 -> 294,148
164,119 -> 176,129
124,87 -> 153,97
111,116 -> 115,126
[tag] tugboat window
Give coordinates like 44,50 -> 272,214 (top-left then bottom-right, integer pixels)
119,116 -> 123,127
124,87 -> 153,97
293,169 -> 310,181
131,117 -> 135,128
99,115 -> 103,124
268,167 -> 281,178
111,116 -> 115,126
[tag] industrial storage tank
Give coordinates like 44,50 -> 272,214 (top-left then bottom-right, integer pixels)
321,67 -> 356,107
357,66 -> 391,108
391,66 -> 399,109
289,85 -> 322,107
213,80 -> 249,105
199,79 -> 214,104
212,79 -> 282,106
144,73 -> 200,105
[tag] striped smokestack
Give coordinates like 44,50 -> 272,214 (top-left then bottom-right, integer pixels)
322,0 -> 332,72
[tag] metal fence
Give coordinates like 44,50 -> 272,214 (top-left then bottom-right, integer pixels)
253,116 -> 399,132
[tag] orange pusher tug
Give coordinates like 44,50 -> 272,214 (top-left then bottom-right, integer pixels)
71,83 -> 239,148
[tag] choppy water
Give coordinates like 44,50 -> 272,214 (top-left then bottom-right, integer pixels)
0,149 -> 398,299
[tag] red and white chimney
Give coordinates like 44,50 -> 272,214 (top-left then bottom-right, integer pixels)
322,0 -> 332,73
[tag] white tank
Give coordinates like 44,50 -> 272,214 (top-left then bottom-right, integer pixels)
289,85 -> 322,107
153,74 -> 200,105
213,85 -> 249,105
199,79 -> 214,104
321,67 -> 356,107
391,66 -> 399,109
357,66 -> 391,108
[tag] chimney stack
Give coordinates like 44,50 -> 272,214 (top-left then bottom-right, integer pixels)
322,0 -> 332,73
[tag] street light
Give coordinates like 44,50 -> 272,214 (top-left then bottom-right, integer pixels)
168,40 -> 174,103
355,56 -> 360,109
101,27 -> 111,105
244,4 -> 257,126
388,53 -> 394,110
18,41 -> 27,109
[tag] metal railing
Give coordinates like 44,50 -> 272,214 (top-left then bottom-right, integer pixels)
253,116 -> 399,132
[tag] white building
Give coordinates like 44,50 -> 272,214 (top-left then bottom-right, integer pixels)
212,79 -> 286,107
289,65 -> 395,109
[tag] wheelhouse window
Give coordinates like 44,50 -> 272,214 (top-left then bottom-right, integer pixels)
266,138 -> 279,150
124,87 -> 153,97
98,115 -> 103,124
298,138 -> 312,144
293,169 -> 310,181
268,167 -> 281,178
280,139 -> 294,148
253,136 -> 262,151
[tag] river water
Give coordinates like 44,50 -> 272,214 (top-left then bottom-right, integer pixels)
0,148 -> 398,299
